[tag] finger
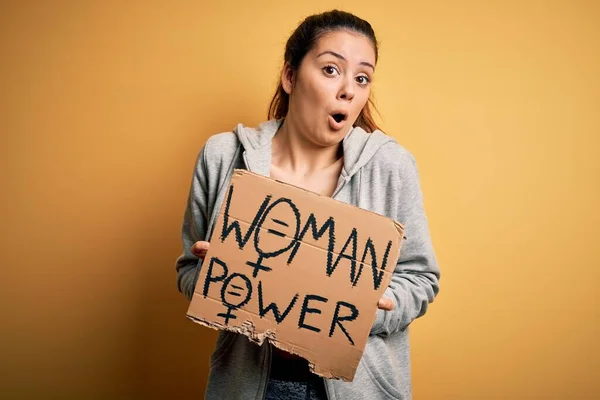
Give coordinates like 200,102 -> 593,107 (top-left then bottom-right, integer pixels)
193,241 -> 209,255
191,241 -> 210,257
378,298 -> 394,311
191,246 -> 208,258
378,299 -> 393,311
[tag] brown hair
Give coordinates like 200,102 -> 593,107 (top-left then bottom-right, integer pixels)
267,10 -> 381,132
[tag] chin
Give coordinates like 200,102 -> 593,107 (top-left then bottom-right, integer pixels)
316,132 -> 345,148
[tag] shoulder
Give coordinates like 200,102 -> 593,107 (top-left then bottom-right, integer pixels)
197,131 -> 241,169
364,131 -> 426,206
368,130 -> 418,173
203,131 -> 240,157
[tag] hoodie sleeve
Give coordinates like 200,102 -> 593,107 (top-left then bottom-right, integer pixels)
370,151 -> 440,336
175,143 -> 210,301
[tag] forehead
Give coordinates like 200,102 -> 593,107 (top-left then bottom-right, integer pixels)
310,30 -> 376,65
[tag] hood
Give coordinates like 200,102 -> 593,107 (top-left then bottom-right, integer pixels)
232,119 -> 395,180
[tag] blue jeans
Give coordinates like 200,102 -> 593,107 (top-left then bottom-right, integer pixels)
264,378 -> 328,400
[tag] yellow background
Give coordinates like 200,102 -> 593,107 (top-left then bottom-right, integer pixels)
2,1 -> 598,398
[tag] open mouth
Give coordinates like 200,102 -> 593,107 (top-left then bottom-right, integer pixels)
328,110 -> 348,131
331,113 -> 347,123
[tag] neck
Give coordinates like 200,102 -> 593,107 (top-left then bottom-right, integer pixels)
272,117 -> 342,177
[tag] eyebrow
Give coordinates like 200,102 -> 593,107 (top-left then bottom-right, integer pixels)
316,50 -> 375,71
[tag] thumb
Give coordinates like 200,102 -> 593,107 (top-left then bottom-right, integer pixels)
378,297 -> 394,311
191,241 -> 210,257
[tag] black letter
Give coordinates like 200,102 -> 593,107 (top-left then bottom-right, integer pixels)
221,273 -> 253,309
328,228 -> 358,284
221,184 -> 272,249
257,281 -> 299,323
254,198 -> 301,258
203,257 -> 228,297
329,301 -> 359,345
246,198 -> 301,278
288,214 -> 335,269
298,294 -> 328,333
357,238 -> 393,290
217,273 -> 253,325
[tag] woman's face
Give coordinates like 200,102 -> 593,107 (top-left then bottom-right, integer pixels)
282,29 -> 376,147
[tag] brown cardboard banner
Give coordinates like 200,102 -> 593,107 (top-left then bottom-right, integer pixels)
187,169 -> 404,381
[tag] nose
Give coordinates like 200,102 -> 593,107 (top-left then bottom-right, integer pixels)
337,76 -> 355,102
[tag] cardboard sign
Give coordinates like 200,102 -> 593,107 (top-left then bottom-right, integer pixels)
187,169 -> 404,381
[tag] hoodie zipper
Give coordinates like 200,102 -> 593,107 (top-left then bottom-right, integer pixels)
260,344 -> 272,400
322,379 -> 332,400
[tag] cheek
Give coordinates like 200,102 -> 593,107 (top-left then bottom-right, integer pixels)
356,91 -> 371,111
294,81 -> 317,107
303,80 -> 330,105
299,72 -> 335,102
351,99 -> 368,118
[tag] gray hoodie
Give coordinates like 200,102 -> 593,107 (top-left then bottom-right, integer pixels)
175,119 -> 440,400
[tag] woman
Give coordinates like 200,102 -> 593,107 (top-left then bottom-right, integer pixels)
175,10 -> 440,400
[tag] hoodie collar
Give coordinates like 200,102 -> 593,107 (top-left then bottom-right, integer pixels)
234,119 -> 394,179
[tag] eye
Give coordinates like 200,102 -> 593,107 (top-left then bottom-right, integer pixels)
323,65 -> 339,76
356,75 -> 371,85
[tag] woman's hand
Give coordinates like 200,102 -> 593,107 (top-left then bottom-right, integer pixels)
377,297 -> 394,311
190,240 -> 395,311
191,240 -> 210,259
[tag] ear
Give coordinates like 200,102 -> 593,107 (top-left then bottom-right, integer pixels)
281,62 -> 295,95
